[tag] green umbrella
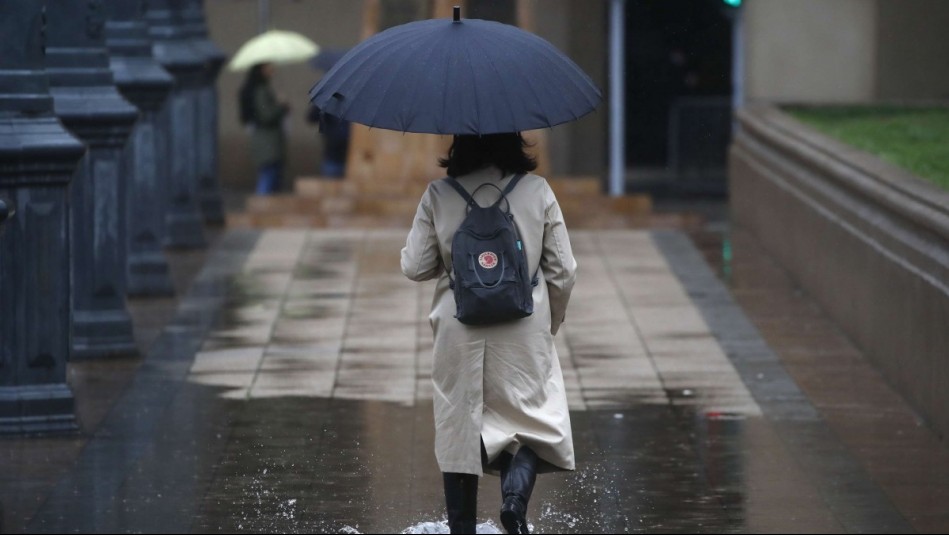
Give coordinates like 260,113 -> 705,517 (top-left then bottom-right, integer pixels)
228,30 -> 320,72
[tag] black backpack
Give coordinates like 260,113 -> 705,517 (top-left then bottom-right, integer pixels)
445,174 -> 538,326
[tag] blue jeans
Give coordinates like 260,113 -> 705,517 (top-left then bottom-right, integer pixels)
321,159 -> 345,178
256,162 -> 283,195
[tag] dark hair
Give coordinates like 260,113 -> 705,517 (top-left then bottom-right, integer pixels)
438,133 -> 537,178
239,64 -> 268,125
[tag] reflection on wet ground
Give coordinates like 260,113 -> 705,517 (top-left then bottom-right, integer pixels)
186,230 -> 762,417
192,398 -> 765,534
690,227 -> 949,534
2,228 -> 946,533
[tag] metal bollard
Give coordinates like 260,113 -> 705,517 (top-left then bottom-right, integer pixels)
104,0 -> 177,296
147,0 -> 208,249
182,0 -> 227,225
0,1 -> 86,433
46,0 -> 141,360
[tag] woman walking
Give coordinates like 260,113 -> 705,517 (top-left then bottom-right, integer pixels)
401,133 -> 577,534
239,63 -> 289,194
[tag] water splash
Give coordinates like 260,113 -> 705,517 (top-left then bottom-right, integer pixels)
540,502 -> 581,529
231,456 -> 620,533
277,498 -> 297,522
235,465 -> 303,533
403,520 -> 503,534
336,520 -> 503,534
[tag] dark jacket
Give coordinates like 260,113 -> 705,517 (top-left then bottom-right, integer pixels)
250,84 -> 288,166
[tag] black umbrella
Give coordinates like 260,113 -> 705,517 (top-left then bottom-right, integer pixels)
309,7 -> 601,135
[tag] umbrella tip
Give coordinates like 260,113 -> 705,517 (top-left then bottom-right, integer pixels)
453,5 -> 461,22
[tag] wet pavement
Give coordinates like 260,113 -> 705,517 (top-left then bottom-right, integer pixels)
2,226 -> 948,533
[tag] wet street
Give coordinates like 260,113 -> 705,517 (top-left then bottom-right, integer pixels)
3,228 -> 948,533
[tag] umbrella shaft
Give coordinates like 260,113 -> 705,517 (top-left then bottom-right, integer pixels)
609,0 -> 625,197
258,0 -> 270,34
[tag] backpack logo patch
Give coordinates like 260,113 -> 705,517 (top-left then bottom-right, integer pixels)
478,251 -> 499,269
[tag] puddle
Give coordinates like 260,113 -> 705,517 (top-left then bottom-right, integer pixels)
401,520 -> 504,534
336,520 -> 505,534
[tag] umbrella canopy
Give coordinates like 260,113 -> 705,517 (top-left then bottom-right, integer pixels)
309,10 -> 601,135
228,30 -> 320,72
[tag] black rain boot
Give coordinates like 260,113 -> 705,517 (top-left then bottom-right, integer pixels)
443,472 -> 479,534
499,447 -> 538,534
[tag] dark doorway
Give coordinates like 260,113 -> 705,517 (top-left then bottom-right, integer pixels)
625,0 -> 733,196
467,0 -> 516,24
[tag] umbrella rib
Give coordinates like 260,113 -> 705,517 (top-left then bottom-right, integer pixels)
503,28 -> 599,103
516,40 -> 595,128
402,28 -> 453,133
362,28 -> 440,130
475,29 -> 552,132
467,30 -> 518,133
461,40 -> 484,135
311,24 -> 424,100
312,27 -> 432,122
506,29 -> 601,110
316,29 -> 421,98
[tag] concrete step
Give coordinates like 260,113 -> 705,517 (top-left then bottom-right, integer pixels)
228,212 -> 327,228
297,175 -> 605,199
229,208 -> 659,230
235,174 -> 652,230
353,197 -> 420,218
245,194 -> 315,214
294,177 -> 357,198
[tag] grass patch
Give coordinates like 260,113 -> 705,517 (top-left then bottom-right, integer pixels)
785,106 -> 949,192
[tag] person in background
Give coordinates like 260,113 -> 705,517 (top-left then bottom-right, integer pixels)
307,105 -> 351,178
239,63 -> 289,194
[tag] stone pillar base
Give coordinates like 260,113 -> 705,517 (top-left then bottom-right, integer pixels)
72,309 -> 137,360
127,251 -> 175,296
199,191 -> 226,226
0,384 -> 78,435
164,210 -> 207,249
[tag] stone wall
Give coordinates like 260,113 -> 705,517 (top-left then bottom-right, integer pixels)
744,0 -> 878,103
729,105 -> 949,439
743,0 -> 949,104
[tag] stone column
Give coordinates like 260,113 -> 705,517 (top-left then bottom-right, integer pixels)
0,200 -> 11,227
0,1 -> 86,432
147,0 -> 208,248
46,0 -> 140,360
182,0 -> 227,225
104,0 -> 176,297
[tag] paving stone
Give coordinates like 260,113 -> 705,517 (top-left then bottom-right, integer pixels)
2,227 -> 944,533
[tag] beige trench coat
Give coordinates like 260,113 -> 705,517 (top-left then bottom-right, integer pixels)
401,167 -> 577,477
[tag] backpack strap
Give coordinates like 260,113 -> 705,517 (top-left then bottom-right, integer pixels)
501,173 -> 526,197
444,177 -> 476,207
445,173 -> 525,203
498,173 -> 539,285
445,173 -> 526,212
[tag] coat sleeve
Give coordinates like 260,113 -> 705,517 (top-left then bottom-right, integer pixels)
541,183 -> 577,336
401,186 -> 443,282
